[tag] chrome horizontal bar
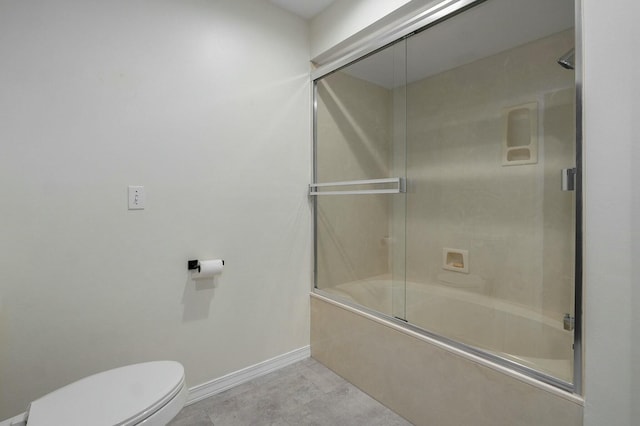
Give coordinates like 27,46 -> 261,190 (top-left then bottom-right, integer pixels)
309,177 -> 405,196
310,189 -> 401,196
310,177 -> 401,188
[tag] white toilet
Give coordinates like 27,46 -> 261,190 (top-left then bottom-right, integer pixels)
2,361 -> 187,426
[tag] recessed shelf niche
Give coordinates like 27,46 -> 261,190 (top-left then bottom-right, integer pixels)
442,248 -> 469,273
502,102 -> 538,166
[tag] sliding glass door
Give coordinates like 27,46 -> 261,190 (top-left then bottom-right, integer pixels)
312,0 -> 579,390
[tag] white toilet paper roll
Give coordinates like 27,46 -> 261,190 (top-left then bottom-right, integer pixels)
191,259 -> 224,279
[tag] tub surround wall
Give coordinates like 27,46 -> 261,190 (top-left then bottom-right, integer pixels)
315,72 -> 392,287
311,295 -> 583,426
405,29 -> 576,319
0,0 -> 310,419
316,30 -> 576,321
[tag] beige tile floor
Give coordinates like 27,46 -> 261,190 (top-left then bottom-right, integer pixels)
169,357 -> 412,426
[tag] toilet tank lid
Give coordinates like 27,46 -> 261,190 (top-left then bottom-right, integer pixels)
26,361 -> 185,426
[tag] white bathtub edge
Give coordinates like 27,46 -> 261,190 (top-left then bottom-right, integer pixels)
311,292 -> 585,406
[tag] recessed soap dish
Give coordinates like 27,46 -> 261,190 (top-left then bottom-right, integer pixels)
442,248 -> 469,273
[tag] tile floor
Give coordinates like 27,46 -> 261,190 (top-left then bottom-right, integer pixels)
168,357 -> 412,426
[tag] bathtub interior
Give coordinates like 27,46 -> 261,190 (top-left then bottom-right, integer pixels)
322,276 -> 573,382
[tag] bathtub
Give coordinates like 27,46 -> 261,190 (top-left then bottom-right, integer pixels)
322,276 -> 573,383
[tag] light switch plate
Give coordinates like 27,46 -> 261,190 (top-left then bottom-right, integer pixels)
128,186 -> 145,210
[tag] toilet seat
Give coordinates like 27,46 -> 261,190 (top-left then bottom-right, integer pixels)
25,361 -> 187,426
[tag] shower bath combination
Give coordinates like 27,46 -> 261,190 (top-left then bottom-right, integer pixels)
310,0 -> 580,403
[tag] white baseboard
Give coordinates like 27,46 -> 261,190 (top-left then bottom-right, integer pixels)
0,347 -> 310,424
185,346 -> 311,405
0,412 -> 26,426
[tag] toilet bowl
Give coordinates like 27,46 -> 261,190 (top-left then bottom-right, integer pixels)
3,361 -> 187,426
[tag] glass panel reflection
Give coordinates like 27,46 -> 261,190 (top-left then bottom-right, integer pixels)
315,41 -> 407,320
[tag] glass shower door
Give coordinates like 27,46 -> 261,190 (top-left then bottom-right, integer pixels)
312,0 -> 579,391
313,41 -> 407,321
403,0 -> 577,385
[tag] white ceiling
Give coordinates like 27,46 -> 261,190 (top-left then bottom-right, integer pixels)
269,0 -> 336,19
340,0 -> 574,88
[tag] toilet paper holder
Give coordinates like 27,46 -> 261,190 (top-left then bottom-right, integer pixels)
187,260 -> 201,273
187,259 -> 225,273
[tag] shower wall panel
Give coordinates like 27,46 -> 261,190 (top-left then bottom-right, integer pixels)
405,29 -> 575,318
315,72 -> 393,289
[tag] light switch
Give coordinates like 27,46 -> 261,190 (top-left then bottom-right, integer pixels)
128,186 -> 145,210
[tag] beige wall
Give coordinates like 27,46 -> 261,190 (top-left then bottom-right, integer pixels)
316,30 -> 576,321
405,30 -> 576,318
0,0 -> 311,419
311,295 -> 583,426
315,72 -> 392,287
